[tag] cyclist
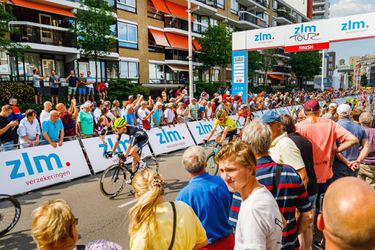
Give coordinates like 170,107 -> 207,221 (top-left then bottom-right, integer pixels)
204,109 -> 237,145
105,118 -> 148,173
235,104 -> 253,128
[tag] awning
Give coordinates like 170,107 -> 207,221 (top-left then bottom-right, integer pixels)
164,0 -> 193,21
268,74 -> 285,80
10,0 -> 74,17
165,32 -> 188,50
193,39 -> 202,50
167,65 -> 189,72
149,29 -> 170,47
150,0 -> 171,14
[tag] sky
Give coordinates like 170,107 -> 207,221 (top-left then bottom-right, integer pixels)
328,0 -> 375,63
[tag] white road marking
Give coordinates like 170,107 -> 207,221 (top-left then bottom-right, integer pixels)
118,199 -> 137,208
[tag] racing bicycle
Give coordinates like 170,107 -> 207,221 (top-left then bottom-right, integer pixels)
99,151 -> 159,198
205,141 -> 222,176
0,195 -> 21,237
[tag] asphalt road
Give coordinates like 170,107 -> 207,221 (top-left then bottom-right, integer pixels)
0,151 -> 190,250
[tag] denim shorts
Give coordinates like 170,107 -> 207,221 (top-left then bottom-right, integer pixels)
78,87 -> 87,95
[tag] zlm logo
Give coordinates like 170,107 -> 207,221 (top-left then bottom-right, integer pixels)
5,152 -> 67,180
255,32 -> 273,42
99,137 -> 129,153
341,20 -> 369,31
156,129 -> 184,144
290,24 -> 320,42
196,122 -> 213,135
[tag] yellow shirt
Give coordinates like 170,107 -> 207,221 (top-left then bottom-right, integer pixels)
214,117 -> 237,131
130,201 -> 207,250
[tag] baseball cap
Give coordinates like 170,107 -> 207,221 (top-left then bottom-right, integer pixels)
337,104 -> 352,117
156,102 -> 163,106
304,99 -> 320,112
329,103 -> 338,109
262,111 -> 281,124
82,101 -> 92,108
240,104 -> 247,109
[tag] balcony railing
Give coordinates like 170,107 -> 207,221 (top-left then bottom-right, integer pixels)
195,0 -> 219,8
10,25 -> 77,48
254,0 -> 268,8
239,11 -> 268,28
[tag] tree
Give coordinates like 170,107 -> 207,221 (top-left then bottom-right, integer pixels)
360,74 -> 368,86
198,23 -> 231,83
289,51 -> 321,87
72,0 -> 116,82
248,51 -> 261,87
259,49 -> 277,86
0,3 -> 28,57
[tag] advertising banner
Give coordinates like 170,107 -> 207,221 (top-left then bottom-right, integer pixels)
186,119 -> 222,144
245,26 -> 287,50
147,124 -> 196,155
81,134 -> 152,173
0,140 -> 90,195
232,50 -> 248,103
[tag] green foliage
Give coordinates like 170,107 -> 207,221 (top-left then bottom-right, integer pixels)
248,51 -> 262,85
0,3 -> 29,56
198,24 -> 231,82
360,74 -> 368,86
289,51 -> 321,87
260,49 -> 277,86
108,79 -> 150,101
194,81 -> 226,98
72,0 -> 117,81
18,103 -> 43,113
0,82 -> 34,104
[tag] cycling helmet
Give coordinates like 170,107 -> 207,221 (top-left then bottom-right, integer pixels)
216,109 -> 227,119
113,118 -> 126,129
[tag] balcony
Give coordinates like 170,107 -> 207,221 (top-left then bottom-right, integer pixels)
313,0 -> 327,6
237,0 -> 268,11
238,11 -> 268,30
164,17 -> 203,36
10,24 -> 77,48
275,10 -> 295,25
191,0 -> 218,16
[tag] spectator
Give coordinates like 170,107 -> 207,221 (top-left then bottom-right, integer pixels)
0,105 -> 18,151
17,109 -> 41,148
40,101 -> 53,125
77,72 -> 87,104
8,97 -> 24,122
76,101 -> 94,138
296,99 -> 358,215
199,100 -> 208,120
137,101 -> 152,129
151,102 -> 164,128
206,101 -> 215,120
175,87 -> 182,98
86,71 -> 95,102
177,146 -> 234,249
124,105 -> 137,126
281,114 -> 319,250
31,199 -> 123,250
237,120 -> 313,249
164,103 -> 176,126
93,100 -> 104,124
161,88 -> 167,103
42,110 -> 64,148
317,177 -> 375,250
56,99 -> 78,138
351,108 -> 362,124
333,104 -> 370,180
322,102 -> 338,121
95,117 -> 108,145
49,69 -> 60,105
66,70 -> 78,103
112,100 -> 121,118
128,95 -> 134,104
359,112 -> 375,189
128,168 -> 208,249
32,69 -> 45,104
168,88 -> 174,100
216,141 -> 282,250
188,98 -> 199,121
97,82 -> 107,100
262,111 -> 308,186
176,102 -> 188,123
103,101 -> 116,122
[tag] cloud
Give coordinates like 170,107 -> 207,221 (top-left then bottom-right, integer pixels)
330,0 -> 375,17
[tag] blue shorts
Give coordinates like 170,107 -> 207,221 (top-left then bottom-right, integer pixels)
78,88 -> 87,95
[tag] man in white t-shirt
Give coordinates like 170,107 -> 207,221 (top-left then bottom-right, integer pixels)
39,101 -> 52,125
164,103 -> 175,126
215,140 -> 282,250
86,71 -> 95,101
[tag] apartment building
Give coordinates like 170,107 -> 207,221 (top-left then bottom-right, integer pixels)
350,55 -> 375,87
312,0 -> 330,20
1,0 -> 312,87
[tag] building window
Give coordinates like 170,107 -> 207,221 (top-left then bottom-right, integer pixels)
212,69 -> 220,82
193,15 -> 209,33
149,63 -> 164,83
209,18 -> 218,26
0,51 -> 10,75
217,0 -> 224,9
118,22 -> 138,49
120,61 -> 138,81
117,0 -> 136,13
231,0 -> 238,13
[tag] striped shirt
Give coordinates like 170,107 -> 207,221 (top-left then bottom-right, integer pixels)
229,156 -> 311,250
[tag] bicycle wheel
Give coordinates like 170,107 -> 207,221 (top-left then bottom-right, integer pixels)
206,152 -> 218,176
142,156 -> 159,173
99,164 -> 127,197
0,195 -> 21,237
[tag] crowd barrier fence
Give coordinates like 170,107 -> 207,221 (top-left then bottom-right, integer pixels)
0,96 -> 359,195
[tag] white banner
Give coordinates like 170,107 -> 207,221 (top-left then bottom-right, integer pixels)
186,119 -> 222,145
147,124 -> 196,155
284,21 -> 330,47
81,134 -> 153,173
0,140 -> 90,195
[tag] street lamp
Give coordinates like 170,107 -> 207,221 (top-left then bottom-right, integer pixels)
188,0 -> 193,100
